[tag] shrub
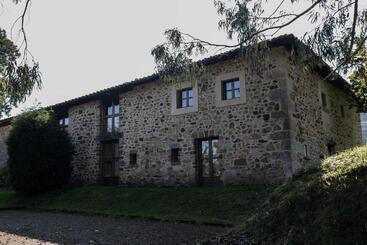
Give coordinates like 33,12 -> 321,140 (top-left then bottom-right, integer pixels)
0,167 -> 10,187
6,109 -> 74,195
241,146 -> 367,245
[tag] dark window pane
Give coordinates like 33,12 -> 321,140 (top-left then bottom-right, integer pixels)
171,148 -> 180,163
130,153 -> 137,165
321,93 -> 327,108
212,139 -> 219,157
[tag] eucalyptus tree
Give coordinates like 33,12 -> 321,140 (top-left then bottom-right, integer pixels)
0,0 -> 41,118
151,0 -> 367,93
350,46 -> 367,111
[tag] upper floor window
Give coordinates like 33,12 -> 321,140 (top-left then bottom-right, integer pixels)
222,79 -> 240,100
59,116 -> 69,129
177,88 -> 193,108
105,100 -> 120,133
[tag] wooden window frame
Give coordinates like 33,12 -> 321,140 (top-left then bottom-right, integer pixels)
321,92 -> 327,109
222,78 -> 240,100
129,153 -> 137,166
170,148 -> 180,164
104,100 -> 120,134
340,105 -> 345,118
177,88 -> 193,109
59,116 -> 69,129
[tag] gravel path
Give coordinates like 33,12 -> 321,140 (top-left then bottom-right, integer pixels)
0,210 -> 226,245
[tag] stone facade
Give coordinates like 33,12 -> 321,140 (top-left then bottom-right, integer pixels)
119,48 -> 293,185
361,113 -> 367,145
0,42 -> 362,186
68,100 -> 102,184
287,62 -> 361,172
0,125 -> 10,169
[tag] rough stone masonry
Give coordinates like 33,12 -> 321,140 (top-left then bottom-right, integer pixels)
0,35 -> 361,186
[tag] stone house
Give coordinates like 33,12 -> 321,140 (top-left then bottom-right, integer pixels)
0,35 -> 362,186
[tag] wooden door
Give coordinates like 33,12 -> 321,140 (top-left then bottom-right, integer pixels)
101,141 -> 119,185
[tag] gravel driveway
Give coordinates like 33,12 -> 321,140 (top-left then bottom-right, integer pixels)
0,210 -> 226,245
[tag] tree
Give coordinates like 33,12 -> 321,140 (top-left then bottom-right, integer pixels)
0,0 -> 41,119
152,0 -> 367,83
6,109 -> 74,195
350,44 -> 367,111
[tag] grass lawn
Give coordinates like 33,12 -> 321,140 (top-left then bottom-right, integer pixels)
0,188 -> 22,209
0,185 -> 271,225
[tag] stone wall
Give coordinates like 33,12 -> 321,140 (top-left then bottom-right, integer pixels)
68,100 -> 102,184
287,62 -> 361,171
0,125 -> 10,169
118,47 -> 292,186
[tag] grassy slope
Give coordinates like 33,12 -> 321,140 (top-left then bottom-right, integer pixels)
0,188 -> 22,209
240,146 -> 367,245
0,185 -> 271,225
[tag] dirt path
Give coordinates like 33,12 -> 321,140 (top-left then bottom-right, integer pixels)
0,210 -> 226,245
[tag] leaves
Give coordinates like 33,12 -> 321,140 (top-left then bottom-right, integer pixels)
0,28 -> 41,118
152,0 -> 367,89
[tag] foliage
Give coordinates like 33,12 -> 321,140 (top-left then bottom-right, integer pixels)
349,45 -> 367,111
0,28 -> 41,118
152,1 -> 367,86
0,168 -> 10,188
240,146 -> 367,245
6,109 -> 74,195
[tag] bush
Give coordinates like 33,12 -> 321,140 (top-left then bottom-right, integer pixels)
241,146 -> 367,245
7,109 -> 74,195
0,167 -> 10,187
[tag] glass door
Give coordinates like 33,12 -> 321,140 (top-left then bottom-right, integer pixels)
198,138 -> 221,185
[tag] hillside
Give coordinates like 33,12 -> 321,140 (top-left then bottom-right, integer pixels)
238,146 -> 367,245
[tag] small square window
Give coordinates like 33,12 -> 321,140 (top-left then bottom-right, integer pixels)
64,117 -> 69,126
340,105 -> 345,118
130,153 -> 137,165
59,115 -> 69,129
304,145 -> 309,158
327,143 -> 336,156
321,93 -> 327,109
170,148 -> 180,163
177,88 -> 193,109
222,79 -> 240,100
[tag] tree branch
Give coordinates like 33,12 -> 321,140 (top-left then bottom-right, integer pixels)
178,0 -> 323,50
348,0 -> 359,60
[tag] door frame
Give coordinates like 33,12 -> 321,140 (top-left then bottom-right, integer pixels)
195,136 -> 221,186
100,140 -> 119,186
